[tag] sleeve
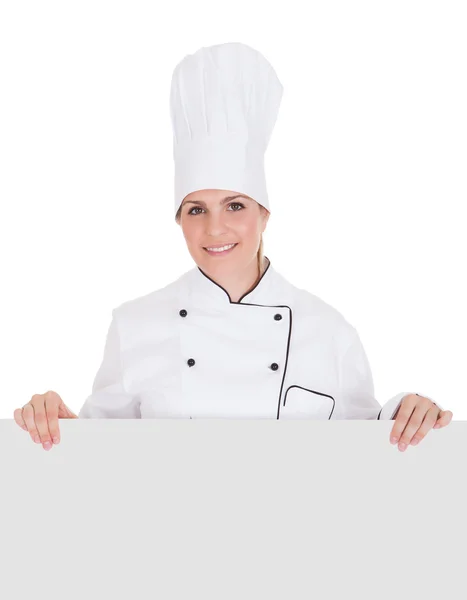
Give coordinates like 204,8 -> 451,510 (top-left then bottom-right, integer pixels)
338,327 -> 442,420
78,310 -> 140,419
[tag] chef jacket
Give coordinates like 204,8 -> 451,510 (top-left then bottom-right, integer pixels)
78,257 -> 440,420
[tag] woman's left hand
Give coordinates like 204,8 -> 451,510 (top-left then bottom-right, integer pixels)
389,394 -> 453,452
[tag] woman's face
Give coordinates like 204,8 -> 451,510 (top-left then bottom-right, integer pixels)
178,189 -> 269,274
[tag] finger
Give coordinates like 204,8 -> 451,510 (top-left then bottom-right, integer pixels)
45,393 -> 60,444
409,405 -> 440,445
22,402 -> 41,443
13,408 -> 28,431
390,396 -> 418,443
434,410 -> 453,429
397,403 -> 431,450
32,396 -> 53,449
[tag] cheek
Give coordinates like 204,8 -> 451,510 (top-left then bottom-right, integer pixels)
239,221 -> 259,241
182,223 -> 202,245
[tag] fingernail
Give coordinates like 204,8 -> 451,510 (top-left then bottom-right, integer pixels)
53,437 -> 60,445
390,437 -> 398,444
434,424 -> 441,429
411,438 -> 419,445
43,441 -> 52,451
34,436 -> 40,443
398,443 -> 407,451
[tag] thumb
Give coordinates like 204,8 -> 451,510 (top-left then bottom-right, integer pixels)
58,400 -> 79,419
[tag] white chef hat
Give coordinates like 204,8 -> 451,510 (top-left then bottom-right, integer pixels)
170,42 -> 284,217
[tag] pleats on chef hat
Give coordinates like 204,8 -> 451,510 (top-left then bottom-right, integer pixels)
170,42 -> 284,217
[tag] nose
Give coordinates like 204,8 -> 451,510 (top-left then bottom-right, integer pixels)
204,211 -> 230,237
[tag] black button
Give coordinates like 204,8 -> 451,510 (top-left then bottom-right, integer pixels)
179,309 -> 187,317
187,358 -> 195,367
274,314 -> 282,321
270,363 -> 279,371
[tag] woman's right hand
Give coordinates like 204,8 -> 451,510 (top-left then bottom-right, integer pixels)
14,390 -> 78,451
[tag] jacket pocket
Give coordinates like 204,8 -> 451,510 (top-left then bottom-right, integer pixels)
280,385 -> 335,420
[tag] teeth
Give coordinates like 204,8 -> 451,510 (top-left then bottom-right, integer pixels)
206,244 -> 236,252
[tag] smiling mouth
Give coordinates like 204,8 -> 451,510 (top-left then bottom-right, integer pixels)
203,243 -> 238,254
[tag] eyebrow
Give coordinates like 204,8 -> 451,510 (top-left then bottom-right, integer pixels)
183,194 -> 248,207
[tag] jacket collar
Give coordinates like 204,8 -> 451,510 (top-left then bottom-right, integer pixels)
187,255 -> 277,307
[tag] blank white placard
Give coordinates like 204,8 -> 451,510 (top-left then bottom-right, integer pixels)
1,419 -> 465,600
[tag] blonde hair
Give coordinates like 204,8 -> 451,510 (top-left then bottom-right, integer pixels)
175,201 -> 266,281
257,232 -> 265,280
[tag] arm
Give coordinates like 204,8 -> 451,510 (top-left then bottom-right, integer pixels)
78,310 -> 140,419
338,327 -> 443,420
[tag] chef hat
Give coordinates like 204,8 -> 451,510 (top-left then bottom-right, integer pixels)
170,42 -> 284,217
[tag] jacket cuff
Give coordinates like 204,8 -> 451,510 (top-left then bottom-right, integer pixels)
377,392 -> 409,420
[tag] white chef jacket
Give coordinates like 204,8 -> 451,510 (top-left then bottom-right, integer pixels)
78,257 -> 439,420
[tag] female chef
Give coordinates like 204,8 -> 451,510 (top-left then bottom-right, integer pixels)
14,42 -> 452,451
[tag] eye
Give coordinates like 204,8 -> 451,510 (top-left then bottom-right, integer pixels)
187,202 -> 245,216
229,202 -> 245,211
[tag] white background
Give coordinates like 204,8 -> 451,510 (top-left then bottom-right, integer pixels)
1,0 -> 465,419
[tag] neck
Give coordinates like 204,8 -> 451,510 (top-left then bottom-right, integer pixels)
206,256 -> 268,303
